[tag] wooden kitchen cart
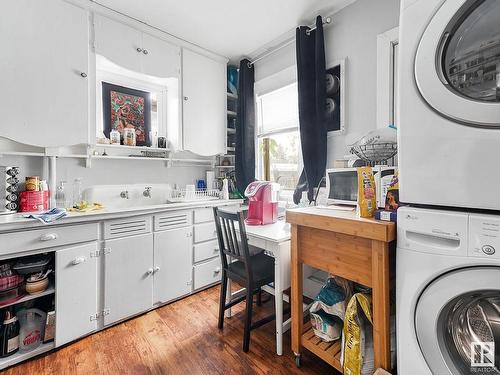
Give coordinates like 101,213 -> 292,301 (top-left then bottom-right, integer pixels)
286,207 -> 396,372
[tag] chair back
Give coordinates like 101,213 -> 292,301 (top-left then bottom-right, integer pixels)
213,207 -> 252,274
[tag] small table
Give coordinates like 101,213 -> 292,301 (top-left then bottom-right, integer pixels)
287,207 -> 396,371
228,219 -> 291,356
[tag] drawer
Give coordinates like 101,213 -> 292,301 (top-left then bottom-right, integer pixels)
194,222 -> 217,243
194,240 -> 220,263
0,223 -> 98,256
104,216 -> 152,239
193,208 -> 215,224
154,211 -> 192,231
193,257 -> 221,290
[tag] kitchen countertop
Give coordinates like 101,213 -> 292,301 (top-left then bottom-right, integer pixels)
0,199 -> 244,233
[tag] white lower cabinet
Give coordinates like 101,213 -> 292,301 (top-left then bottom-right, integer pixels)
153,227 -> 192,304
103,233 -> 154,326
55,242 -> 99,346
193,257 -> 222,290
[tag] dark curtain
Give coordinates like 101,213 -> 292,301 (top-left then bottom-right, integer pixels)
235,59 -> 256,194
293,16 -> 327,204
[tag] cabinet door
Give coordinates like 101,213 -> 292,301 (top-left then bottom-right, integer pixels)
55,242 -> 98,346
104,234 -> 153,326
0,0 -> 89,147
182,49 -> 226,156
94,14 -> 143,73
142,33 -> 180,78
153,227 -> 192,304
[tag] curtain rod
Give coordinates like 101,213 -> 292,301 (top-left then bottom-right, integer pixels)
248,16 -> 332,66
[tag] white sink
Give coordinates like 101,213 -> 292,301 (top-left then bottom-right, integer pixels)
83,184 -> 173,209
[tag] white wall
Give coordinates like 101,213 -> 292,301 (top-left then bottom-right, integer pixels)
1,155 -> 208,191
255,0 -> 401,164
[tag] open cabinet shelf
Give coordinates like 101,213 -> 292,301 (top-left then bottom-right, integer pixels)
301,321 -> 342,372
0,342 -> 55,369
0,283 -> 55,310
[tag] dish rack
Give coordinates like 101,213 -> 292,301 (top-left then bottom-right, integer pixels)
167,188 -> 221,203
349,143 -> 397,166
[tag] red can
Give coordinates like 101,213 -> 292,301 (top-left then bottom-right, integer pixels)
19,191 -> 49,212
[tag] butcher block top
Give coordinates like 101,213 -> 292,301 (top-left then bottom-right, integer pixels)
286,206 -> 396,243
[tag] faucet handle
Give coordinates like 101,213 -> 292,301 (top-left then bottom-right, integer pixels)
143,186 -> 152,198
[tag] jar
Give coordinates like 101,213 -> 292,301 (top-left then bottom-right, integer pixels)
123,128 -> 136,146
25,176 -> 39,191
110,129 -> 121,145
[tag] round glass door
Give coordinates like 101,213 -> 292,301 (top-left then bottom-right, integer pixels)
415,0 -> 500,126
442,0 -> 500,102
415,267 -> 500,374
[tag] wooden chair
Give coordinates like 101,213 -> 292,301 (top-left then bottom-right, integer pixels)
213,207 -> 275,352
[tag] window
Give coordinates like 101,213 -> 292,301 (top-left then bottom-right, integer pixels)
256,83 -> 301,191
377,27 -> 399,128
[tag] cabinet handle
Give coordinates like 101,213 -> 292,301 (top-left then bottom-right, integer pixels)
154,266 -> 160,273
214,267 -> 221,275
80,72 -> 87,78
40,233 -> 57,241
136,47 -> 143,53
146,268 -> 154,276
183,96 -> 188,101
72,256 -> 86,265
142,49 -> 149,55
213,247 -> 219,253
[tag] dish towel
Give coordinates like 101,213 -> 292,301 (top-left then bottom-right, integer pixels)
25,208 -> 67,224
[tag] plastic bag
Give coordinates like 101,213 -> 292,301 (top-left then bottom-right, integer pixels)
357,167 -> 376,218
342,293 -> 373,375
310,277 -> 347,342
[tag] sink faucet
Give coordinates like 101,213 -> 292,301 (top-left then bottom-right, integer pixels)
120,190 -> 129,199
143,186 -> 152,198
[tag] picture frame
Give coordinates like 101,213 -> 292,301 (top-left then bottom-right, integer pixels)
102,82 -> 151,146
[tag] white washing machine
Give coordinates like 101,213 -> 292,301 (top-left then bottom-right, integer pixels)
398,0 -> 500,210
397,206 -> 500,374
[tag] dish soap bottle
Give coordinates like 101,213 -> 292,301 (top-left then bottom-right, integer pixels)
0,308 -> 20,357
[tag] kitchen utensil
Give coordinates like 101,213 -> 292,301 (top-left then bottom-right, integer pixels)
25,276 -> 49,295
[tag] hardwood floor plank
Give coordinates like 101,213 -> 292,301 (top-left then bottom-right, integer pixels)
4,286 -> 334,375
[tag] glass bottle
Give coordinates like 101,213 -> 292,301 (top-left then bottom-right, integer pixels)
56,181 -> 67,208
0,309 -> 20,358
72,178 -> 83,206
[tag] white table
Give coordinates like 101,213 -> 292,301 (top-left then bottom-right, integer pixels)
227,220 -> 291,355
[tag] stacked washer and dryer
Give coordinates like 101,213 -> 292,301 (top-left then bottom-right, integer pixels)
396,0 -> 500,374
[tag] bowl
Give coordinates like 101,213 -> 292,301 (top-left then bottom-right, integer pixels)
25,276 -> 49,295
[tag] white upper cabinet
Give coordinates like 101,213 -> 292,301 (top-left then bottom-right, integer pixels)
142,33 -> 180,78
94,14 -> 143,74
182,49 -> 226,156
0,0 -> 89,147
94,14 -> 180,79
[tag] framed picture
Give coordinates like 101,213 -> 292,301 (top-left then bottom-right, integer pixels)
326,58 -> 346,135
102,82 -> 151,146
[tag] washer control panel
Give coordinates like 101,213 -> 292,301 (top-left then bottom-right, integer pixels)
469,215 -> 500,258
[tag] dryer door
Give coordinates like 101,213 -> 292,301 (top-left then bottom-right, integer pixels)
415,267 -> 500,374
415,0 -> 500,127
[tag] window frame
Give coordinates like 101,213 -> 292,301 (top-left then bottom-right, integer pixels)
255,82 -> 300,191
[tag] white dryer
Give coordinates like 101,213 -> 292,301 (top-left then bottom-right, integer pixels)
397,206 -> 500,374
398,0 -> 500,210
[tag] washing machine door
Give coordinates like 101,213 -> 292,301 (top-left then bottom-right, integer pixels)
415,267 -> 500,374
415,0 -> 500,127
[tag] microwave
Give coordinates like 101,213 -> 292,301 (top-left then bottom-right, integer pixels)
325,166 -> 397,208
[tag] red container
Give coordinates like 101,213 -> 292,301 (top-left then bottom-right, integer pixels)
19,191 -> 49,212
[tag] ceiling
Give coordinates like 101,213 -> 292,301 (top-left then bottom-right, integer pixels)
95,0 -> 357,61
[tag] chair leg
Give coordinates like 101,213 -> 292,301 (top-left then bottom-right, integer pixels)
256,287 -> 262,306
243,288 -> 253,352
218,272 -> 228,330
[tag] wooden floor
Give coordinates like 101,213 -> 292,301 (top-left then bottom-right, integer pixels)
6,285 -> 335,375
